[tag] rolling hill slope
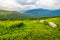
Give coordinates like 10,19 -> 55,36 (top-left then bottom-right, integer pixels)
0,17 -> 60,40
0,10 -> 32,20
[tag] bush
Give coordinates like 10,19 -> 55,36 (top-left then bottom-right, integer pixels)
44,21 -> 48,25
15,22 -> 24,27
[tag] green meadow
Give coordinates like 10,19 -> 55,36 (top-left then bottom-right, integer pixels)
0,11 -> 60,40
0,17 -> 60,40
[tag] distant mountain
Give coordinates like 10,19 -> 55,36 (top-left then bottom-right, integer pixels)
24,8 -> 60,18
0,10 -> 32,20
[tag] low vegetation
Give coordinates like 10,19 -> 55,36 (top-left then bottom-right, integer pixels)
0,17 -> 60,40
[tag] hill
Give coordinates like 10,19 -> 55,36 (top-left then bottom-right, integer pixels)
25,8 -> 60,18
0,10 -> 32,20
0,17 -> 60,40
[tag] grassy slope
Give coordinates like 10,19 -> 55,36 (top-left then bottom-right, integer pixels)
0,17 -> 60,40
0,11 -> 33,20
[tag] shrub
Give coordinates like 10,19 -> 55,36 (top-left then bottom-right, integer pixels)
15,22 -> 24,27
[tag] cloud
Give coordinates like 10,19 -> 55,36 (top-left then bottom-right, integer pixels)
0,0 -> 60,11
0,0 -> 23,10
36,0 -> 60,10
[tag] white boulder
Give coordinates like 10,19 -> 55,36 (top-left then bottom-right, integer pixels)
48,22 -> 57,28
40,20 -> 45,23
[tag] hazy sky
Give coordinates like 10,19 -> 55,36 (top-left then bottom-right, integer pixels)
0,0 -> 60,11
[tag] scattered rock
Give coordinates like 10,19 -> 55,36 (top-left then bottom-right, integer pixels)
48,22 -> 57,28
40,20 -> 45,23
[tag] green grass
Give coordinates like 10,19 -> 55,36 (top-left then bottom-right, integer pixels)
0,17 -> 60,40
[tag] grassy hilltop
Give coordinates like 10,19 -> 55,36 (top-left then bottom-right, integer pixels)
0,17 -> 59,40
0,10 -> 60,40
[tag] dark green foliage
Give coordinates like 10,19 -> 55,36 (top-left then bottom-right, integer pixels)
13,22 -> 24,27
44,21 -> 48,25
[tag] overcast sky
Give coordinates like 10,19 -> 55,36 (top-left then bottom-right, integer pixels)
0,0 -> 60,11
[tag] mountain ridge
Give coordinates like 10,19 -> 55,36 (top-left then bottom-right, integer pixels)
24,8 -> 60,17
